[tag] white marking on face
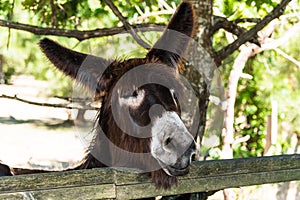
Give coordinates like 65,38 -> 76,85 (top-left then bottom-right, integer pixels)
118,89 -> 145,108
150,111 -> 196,175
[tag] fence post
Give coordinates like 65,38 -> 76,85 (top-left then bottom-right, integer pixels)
264,100 -> 278,156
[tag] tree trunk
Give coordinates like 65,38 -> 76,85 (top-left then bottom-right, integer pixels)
182,0 -> 215,199
222,45 -> 253,159
184,0 -> 214,144
221,45 -> 253,200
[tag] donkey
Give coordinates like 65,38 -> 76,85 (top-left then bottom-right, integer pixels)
0,2 -> 198,189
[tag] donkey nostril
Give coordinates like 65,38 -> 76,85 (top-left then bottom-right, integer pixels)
165,137 -> 172,146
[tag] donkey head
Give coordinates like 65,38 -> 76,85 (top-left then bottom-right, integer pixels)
39,2 -> 197,187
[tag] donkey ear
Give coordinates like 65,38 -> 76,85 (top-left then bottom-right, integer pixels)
39,38 -> 112,95
147,2 -> 195,67
39,38 -> 87,78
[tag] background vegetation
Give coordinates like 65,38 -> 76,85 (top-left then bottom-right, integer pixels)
0,0 -> 299,159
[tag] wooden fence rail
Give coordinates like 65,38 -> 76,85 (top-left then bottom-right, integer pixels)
0,154 -> 299,199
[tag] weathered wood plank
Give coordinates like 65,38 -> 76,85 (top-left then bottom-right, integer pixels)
114,154 -> 300,185
0,167 -> 115,193
186,154 -> 300,179
115,155 -> 300,199
0,155 -> 299,199
116,168 -> 300,199
33,184 -> 115,200
0,193 -> 24,200
0,184 -> 115,200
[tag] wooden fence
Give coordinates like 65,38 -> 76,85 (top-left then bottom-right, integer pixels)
0,154 -> 299,199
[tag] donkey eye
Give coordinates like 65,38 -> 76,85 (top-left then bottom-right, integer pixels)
119,89 -> 145,108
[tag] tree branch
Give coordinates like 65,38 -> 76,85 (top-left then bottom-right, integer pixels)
211,16 -> 260,46
233,18 -> 261,24
214,0 -> 292,66
134,7 -> 174,22
274,47 -> 300,68
102,0 -> 151,49
0,19 -> 164,41
133,0 -> 175,22
0,94 -> 98,110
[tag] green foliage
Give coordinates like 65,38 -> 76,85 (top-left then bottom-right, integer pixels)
233,66 -> 270,157
3,65 -> 15,84
18,0 -> 181,28
260,38 -> 300,133
212,0 -> 300,158
212,0 -> 281,52
231,31 -> 300,156
21,0 -> 90,27
215,0 -> 279,19
0,0 -> 13,18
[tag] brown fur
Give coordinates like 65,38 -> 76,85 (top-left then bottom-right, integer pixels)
150,169 -> 178,190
